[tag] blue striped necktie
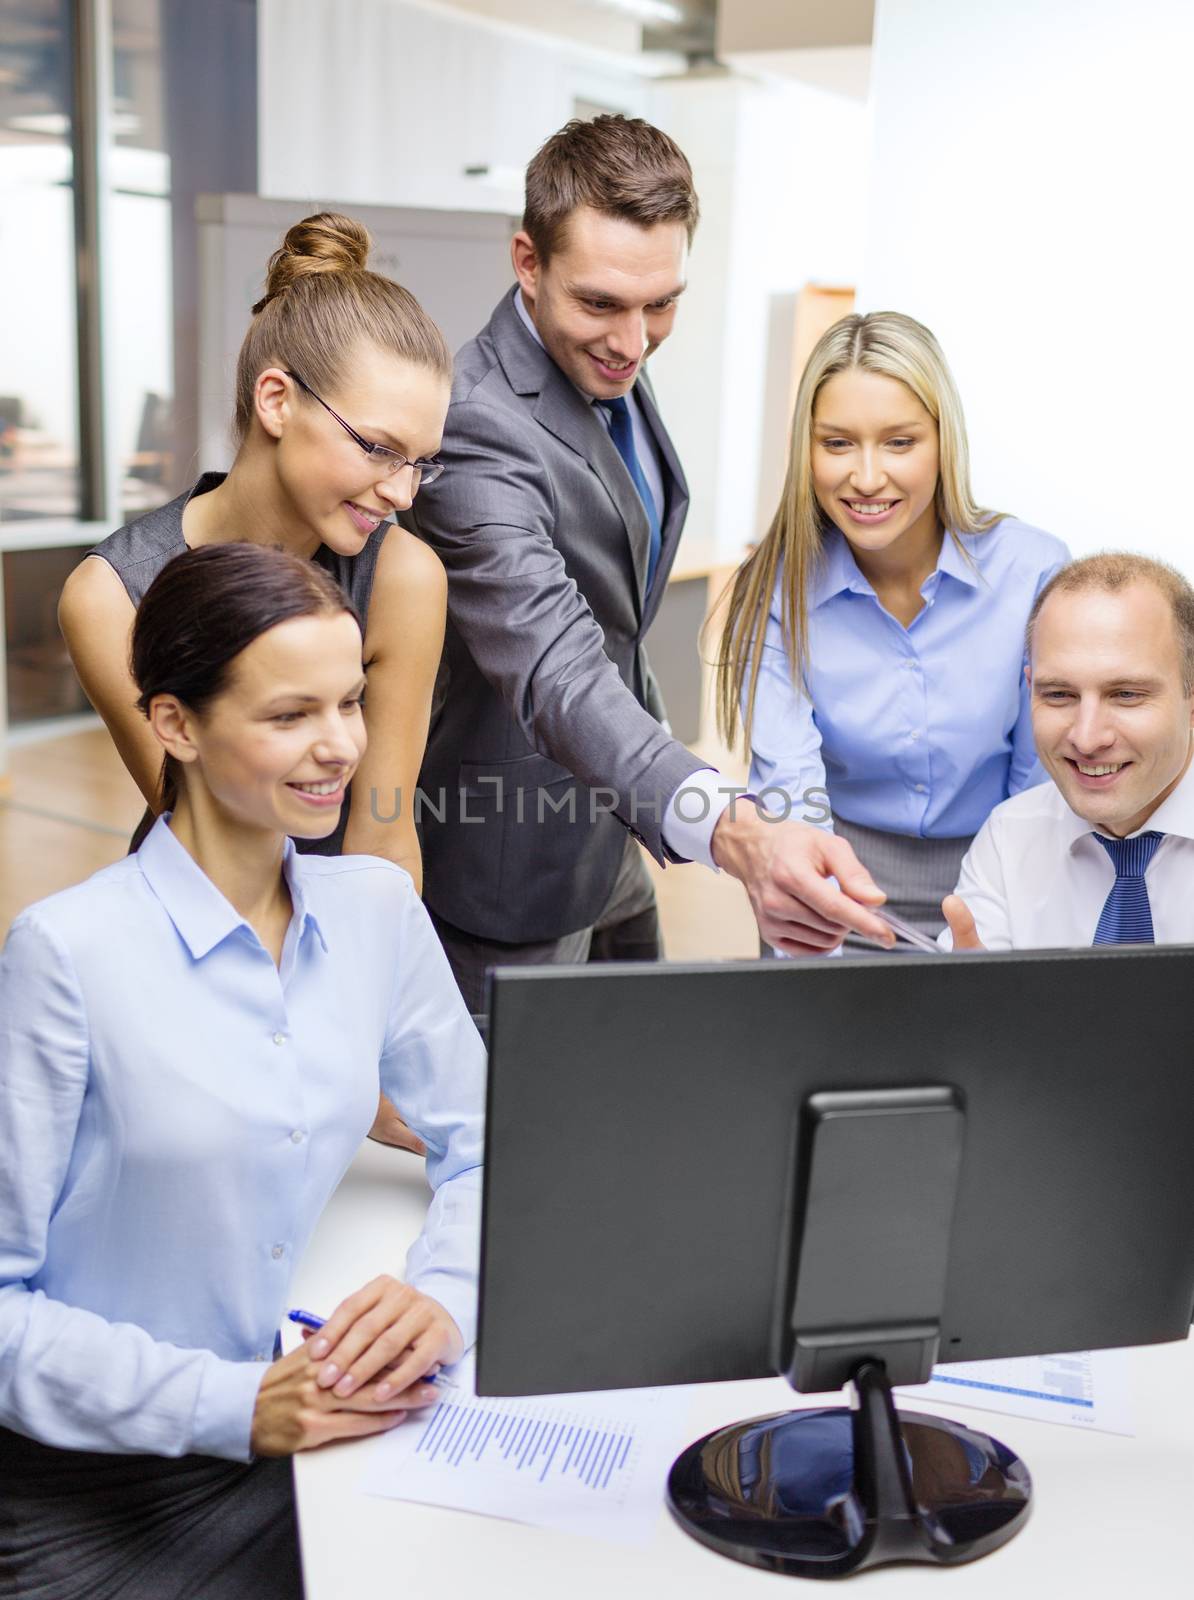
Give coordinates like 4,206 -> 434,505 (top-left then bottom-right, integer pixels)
1091,831 -> 1165,945
597,395 -> 662,594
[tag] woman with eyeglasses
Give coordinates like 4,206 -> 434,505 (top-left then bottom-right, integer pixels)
59,212 -> 450,1147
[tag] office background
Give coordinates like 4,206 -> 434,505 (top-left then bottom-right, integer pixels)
1,0 -> 1192,943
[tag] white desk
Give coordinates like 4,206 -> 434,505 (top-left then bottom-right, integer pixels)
291,1142 -> 1194,1599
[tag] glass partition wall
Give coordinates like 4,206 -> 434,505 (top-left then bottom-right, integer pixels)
0,0 -> 81,525
0,0 -> 176,732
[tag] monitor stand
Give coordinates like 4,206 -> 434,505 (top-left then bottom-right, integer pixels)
669,1086 -> 1032,1577
667,1356 -> 1031,1578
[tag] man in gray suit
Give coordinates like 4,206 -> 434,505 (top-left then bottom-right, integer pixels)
408,115 -> 892,1010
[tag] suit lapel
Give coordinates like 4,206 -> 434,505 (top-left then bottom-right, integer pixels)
533,363 -> 652,614
488,289 -> 678,621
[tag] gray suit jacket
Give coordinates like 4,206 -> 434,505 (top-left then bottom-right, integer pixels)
407,288 -> 706,943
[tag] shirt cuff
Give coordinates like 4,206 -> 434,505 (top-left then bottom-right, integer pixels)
662,769 -> 745,871
191,1355 -> 270,1462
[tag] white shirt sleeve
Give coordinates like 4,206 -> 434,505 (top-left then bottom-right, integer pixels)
937,817 -> 1014,952
661,768 -> 742,871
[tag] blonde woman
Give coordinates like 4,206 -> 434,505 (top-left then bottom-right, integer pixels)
717,312 -> 1069,944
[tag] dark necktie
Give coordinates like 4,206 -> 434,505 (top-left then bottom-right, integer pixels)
597,395 -> 662,594
1091,831 -> 1165,945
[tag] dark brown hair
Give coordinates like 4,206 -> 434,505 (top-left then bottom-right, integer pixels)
132,543 -> 360,813
1027,551 -> 1194,692
523,115 -> 699,263
234,211 -> 451,441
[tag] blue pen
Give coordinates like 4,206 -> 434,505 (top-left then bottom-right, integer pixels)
285,1309 -> 451,1387
287,1308 -> 328,1332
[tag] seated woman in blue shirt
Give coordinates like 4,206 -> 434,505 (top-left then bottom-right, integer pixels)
715,311 -> 1069,946
0,544 -> 485,1600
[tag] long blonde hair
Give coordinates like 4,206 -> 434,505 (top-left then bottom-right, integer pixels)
714,311 -> 1002,753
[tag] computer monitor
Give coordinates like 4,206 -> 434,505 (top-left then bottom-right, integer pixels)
476,948 -> 1194,1579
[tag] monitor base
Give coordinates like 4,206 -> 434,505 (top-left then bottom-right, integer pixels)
667,1359 -> 1031,1579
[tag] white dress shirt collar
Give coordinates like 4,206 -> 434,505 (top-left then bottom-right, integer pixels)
1064,741 -> 1194,850
949,739 -> 1194,950
513,285 -> 545,351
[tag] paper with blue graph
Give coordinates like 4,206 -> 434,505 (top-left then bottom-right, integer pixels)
358,1353 -> 695,1544
898,1348 -> 1135,1436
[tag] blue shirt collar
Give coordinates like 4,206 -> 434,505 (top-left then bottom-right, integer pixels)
811,526 -> 979,609
936,529 -> 981,590
135,815 -> 328,960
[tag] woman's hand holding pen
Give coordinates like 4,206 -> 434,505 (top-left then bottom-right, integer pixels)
306,1273 -> 463,1405
249,1274 -> 461,1457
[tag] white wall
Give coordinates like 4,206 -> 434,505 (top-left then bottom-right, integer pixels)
259,0 -> 648,214
862,0 -> 1194,567
258,3 -> 868,561
647,74 -> 867,555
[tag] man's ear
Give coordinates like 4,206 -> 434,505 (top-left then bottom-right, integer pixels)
1024,664 -> 1032,691
253,367 -> 292,442
510,231 -> 540,301
147,695 -> 201,766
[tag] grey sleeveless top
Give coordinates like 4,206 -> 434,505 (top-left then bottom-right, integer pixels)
91,471 -> 387,857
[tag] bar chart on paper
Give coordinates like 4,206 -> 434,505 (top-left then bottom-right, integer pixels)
898,1348 -> 1135,1435
359,1360 -> 695,1544
418,1396 -> 638,1489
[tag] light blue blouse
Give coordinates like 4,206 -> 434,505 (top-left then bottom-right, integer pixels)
748,518 -> 1071,839
0,817 -> 485,1461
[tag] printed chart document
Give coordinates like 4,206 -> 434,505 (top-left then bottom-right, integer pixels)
897,1348 -> 1135,1436
358,1354 -> 695,1545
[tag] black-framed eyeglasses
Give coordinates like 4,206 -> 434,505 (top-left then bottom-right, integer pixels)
285,369 -> 445,487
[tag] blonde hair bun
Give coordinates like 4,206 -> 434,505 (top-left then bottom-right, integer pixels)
255,212 -> 371,312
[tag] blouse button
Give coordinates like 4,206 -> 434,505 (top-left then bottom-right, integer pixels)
290,1129 -> 304,1145
273,1032 -> 287,1046
271,1244 -> 285,1260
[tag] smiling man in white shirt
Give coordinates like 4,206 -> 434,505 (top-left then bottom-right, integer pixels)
942,552 -> 1194,951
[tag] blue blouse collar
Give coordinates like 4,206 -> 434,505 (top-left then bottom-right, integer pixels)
812,525 -> 981,608
136,814 -> 327,960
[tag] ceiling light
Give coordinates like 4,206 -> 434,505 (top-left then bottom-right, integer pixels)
581,0 -> 686,25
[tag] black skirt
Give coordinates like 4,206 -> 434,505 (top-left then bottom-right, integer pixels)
0,1427 -> 303,1600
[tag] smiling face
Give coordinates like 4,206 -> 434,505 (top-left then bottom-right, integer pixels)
1030,582 -> 1194,836
810,369 -> 941,560
513,206 -> 688,400
266,342 -> 449,557
161,610 -> 369,840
